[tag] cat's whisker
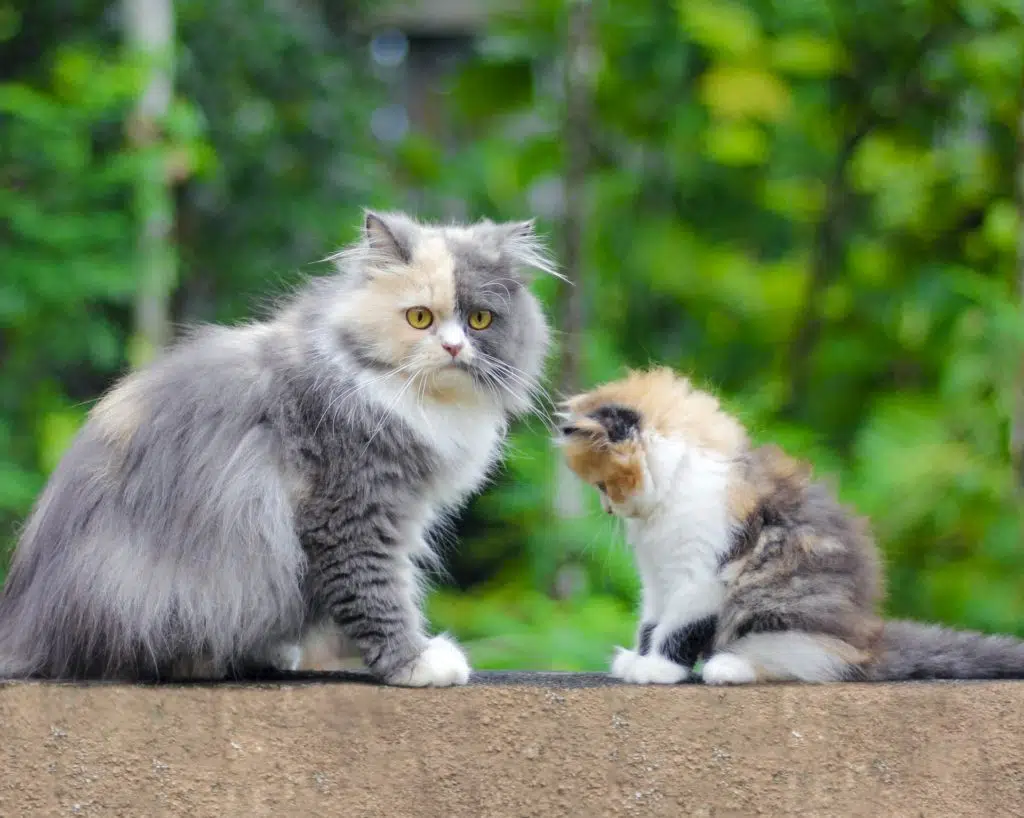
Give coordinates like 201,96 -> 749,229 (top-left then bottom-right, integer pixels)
477,351 -> 551,405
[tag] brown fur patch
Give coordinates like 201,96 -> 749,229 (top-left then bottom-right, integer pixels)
564,367 -> 747,458
561,436 -> 645,505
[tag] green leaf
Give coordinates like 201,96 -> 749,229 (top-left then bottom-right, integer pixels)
769,32 -> 844,77
703,120 -> 770,165
678,0 -> 763,59
699,64 -> 792,122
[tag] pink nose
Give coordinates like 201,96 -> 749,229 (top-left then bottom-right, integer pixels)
442,342 -> 463,358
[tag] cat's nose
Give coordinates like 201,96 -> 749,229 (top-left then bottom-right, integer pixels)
442,341 -> 463,358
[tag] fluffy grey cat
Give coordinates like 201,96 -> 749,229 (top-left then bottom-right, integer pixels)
0,210 -> 554,686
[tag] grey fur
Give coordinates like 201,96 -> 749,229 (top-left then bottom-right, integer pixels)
715,448 -> 883,662
869,620 -> 1024,680
716,445 -> 1024,681
0,211 -> 553,682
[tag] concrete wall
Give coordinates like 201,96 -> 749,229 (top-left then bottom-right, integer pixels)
2,676 -> 1022,816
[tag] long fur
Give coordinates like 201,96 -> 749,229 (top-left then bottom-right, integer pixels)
0,211 -> 554,684
558,367 -> 1024,684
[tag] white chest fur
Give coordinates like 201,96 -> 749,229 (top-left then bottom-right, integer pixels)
626,439 -> 733,625
361,372 -> 506,512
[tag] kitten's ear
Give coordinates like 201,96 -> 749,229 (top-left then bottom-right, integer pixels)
363,210 -> 413,264
558,416 -> 607,441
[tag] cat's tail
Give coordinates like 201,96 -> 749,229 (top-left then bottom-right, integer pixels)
867,619 -> 1024,681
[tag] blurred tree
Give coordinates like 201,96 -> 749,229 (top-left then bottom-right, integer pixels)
551,0 -> 594,551
1013,81 -> 1024,492
123,0 -> 177,365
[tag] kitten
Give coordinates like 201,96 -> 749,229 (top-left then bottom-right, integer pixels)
558,367 -> 1024,684
0,210 -> 554,686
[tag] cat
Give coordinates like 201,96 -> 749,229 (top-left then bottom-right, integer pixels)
0,210 -> 555,686
557,367 -> 1024,684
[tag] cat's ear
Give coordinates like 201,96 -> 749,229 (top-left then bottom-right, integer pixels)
490,219 -> 565,282
363,210 -> 413,265
559,404 -> 641,444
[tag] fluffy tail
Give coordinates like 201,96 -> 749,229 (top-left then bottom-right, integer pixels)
868,620 -> 1024,681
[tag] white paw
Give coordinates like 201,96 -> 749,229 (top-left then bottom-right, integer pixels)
270,643 -> 302,672
610,647 -> 639,679
389,635 -> 471,688
701,652 -> 757,685
610,648 -> 688,684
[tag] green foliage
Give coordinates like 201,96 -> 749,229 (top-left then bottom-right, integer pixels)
1,0 -> 1022,671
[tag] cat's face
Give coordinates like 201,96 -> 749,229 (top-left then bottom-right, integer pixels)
330,211 -> 551,414
557,368 -> 747,518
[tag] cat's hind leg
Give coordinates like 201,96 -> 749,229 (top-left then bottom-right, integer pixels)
702,631 -> 864,685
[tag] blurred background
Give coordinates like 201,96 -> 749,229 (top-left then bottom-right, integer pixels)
1,0 -> 1022,670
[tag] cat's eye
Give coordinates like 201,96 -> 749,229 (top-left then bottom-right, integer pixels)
406,307 -> 434,330
596,481 -> 607,493
468,310 -> 493,330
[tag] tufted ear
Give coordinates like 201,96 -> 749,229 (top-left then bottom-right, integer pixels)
481,218 -> 564,282
363,210 -> 414,264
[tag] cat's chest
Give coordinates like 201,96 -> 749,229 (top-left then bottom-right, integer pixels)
627,454 -> 733,610
399,398 -> 506,509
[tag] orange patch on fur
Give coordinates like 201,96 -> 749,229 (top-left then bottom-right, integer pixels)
561,436 -> 645,504
565,367 -> 747,457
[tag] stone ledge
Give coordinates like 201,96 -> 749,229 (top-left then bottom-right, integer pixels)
2,675 -> 1022,817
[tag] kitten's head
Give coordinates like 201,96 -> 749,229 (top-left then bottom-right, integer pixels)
324,210 -> 554,414
557,368 -> 747,517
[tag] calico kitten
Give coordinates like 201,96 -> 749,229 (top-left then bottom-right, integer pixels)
558,367 -> 1024,684
0,210 -> 554,685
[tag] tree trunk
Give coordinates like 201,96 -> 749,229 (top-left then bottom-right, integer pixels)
123,0 -> 176,367
552,0 -> 594,526
1012,83 -> 1024,493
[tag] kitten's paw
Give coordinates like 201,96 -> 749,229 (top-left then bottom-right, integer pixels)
388,635 -> 471,688
610,648 -> 688,684
701,652 -> 757,685
609,647 -> 639,679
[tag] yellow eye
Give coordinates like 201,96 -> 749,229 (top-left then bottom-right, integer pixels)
406,307 -> 433,330
468,310 -> 493,330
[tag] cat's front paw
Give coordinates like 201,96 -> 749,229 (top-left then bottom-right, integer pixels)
610,647 -> 689,684
388,635 -> 471,687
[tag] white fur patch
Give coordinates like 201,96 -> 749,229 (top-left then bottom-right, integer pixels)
625,437 -> 732,630
719,631 -> 855,683
359,370 -> 506,513
701,652 -> 758,685
610,648 -> 689,684
389,634 -> 471,687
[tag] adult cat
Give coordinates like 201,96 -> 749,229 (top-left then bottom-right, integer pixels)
0,210 -> 554,685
